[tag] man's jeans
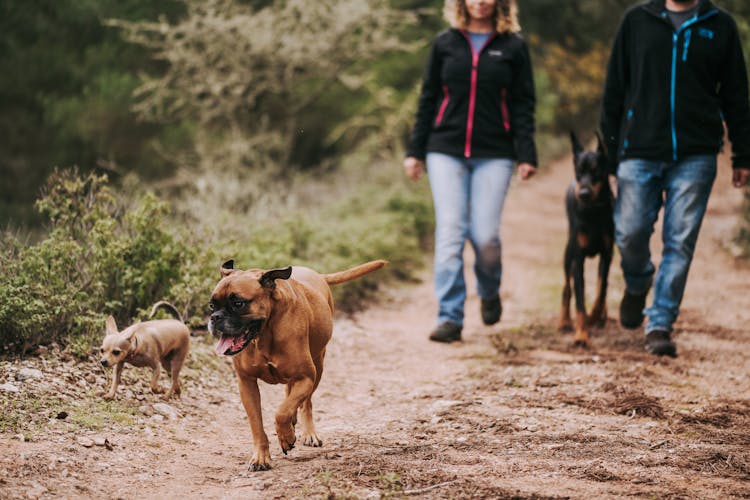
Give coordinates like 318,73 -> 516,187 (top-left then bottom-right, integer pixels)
615,156 -> 716,334
426,152 -> 514,326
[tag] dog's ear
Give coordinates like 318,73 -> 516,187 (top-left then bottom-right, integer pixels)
220,259 -> 236,277
570,131 -> 583,157
105,315 -> 119,336
259,267 -> 293,290
121,329 -> 136,341
595,130 -> 608,156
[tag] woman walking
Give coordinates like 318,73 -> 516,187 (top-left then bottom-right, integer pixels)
404,0 -> 537,342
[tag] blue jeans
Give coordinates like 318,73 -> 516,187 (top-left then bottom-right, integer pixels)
426,152 -> 514,326
615,156 -> 716,334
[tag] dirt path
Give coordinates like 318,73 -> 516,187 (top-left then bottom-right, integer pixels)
1,153 -> 749,499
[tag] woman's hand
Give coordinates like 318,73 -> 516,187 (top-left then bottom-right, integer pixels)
518,162 -> 537,180
403,157 -> 425,181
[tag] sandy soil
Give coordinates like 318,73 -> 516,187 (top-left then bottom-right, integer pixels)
1,153 -> 749,499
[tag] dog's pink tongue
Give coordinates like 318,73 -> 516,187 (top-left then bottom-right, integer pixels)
215,335 -> 235,356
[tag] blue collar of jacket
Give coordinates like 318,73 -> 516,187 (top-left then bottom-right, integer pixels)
644,0 -> 715,18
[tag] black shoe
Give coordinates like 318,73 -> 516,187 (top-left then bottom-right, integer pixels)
429,321 -> 462,343
481,295 -> 502,325
620,289 -> 648,329
645,330 -> 677,357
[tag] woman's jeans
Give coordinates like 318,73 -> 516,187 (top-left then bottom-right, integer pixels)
615,155 -> 716,334
426,152 -> 514,327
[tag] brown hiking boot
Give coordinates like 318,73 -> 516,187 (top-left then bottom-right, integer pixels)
429,321 -> 462,343
480,295 -> 502,325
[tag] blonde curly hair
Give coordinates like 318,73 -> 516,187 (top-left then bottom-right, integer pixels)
443,0 -> 520,34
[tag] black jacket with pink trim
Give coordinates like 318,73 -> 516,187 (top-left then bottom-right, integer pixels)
406,28 -> 537,165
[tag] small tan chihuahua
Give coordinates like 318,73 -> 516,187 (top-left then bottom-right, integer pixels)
99,301 -> 190,400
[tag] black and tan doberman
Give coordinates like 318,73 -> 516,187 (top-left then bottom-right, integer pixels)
559,132 -> 614,348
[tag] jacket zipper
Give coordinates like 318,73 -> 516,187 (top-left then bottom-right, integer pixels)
460,31 -> 496,158
435,85 -> 450,126
668,10 -> 718,161
500,88 -> 510,132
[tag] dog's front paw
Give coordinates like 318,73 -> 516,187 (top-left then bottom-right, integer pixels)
276,424 -> 296,455
302,432 -> 323,447
250,448 -> 272,471
151,385 -> 165,394
571,330 -> 591,349
101,391 -> 116,400
558,317 -> 573,332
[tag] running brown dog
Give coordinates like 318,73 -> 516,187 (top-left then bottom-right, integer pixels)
208,259 -> 386,471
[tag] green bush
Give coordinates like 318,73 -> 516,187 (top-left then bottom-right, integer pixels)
0,164 -> 434,356
0,169 -> 188,355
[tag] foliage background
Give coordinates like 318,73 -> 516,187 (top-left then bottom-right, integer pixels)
1,0 -> 749,354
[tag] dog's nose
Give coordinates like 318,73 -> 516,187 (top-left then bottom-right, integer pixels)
579,188 -> 592,202
210,311 -> 223,323
100,359 -> 108,367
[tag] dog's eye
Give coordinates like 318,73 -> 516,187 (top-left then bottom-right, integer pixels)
112,349 -> 121,356
233,300 -> 246,310
208,302 -> 216,312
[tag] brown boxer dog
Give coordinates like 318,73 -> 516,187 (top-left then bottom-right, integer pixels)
208,258 -> 386,471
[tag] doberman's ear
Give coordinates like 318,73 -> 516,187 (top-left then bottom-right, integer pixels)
220,259 -> 235,277
570,131 -> 583,157
595,130 -> 608,156
259,267 -> 293,290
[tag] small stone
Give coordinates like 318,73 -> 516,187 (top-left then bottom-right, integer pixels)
17,368 -> 43,381
0,383 -> 19,393
150,414 -> 165,422
77,437 -> 95,448
84,374 -> 96,384
139,405 -> 154,416
153,403 -> 181,420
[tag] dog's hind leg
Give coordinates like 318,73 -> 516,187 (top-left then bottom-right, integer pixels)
164,347 -> 187,400
558,242 -> 574,332
301,350 -> 325,447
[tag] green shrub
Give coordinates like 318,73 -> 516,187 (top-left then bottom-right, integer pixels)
0,169 -> 188,355
0,164 -> 434,356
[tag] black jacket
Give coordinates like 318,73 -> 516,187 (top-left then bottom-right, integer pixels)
601,0 -> 750,171
406,29 -> 537,165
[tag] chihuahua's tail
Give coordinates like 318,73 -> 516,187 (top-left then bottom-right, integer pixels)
149,301 -> 183,322
324,260 -> 388,286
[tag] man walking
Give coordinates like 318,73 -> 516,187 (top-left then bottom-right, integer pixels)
601,0 -> 750,357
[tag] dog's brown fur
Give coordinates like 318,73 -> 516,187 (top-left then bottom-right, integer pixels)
208,260 -> 387,471
99,301 -> 190,400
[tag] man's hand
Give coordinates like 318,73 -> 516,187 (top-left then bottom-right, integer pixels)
733,168 -> 750,188
403,157 -> 425,181
518,162 -> 537,180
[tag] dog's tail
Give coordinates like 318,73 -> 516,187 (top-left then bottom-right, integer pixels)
323,260 -> 388,285
149,301 -> 183,322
